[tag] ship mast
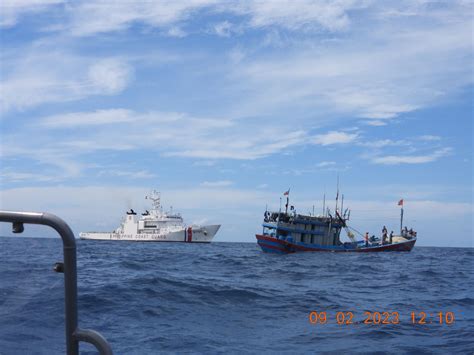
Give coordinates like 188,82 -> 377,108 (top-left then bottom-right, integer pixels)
341,194 -> 344,219
278,197 -> 282,224
398,198 -> 404,234
322,193 -> 326,216
400,204 -> 404,234
146,190 -> 162,212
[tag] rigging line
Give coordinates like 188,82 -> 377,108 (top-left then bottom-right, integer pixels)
351,217 -> 400,221
347,225 -> 365,237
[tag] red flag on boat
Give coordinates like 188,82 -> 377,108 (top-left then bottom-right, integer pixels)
398,199 -> 404,206
283,189 -> 290,196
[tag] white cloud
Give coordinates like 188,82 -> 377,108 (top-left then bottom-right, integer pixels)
371,147 -> 452,165
419,135 -> 441,141
200,180 -> 233,187
40,109 -> 133,128
316,161 -> 336,168
313,131 -> 359,146
228,47 -> 246,64
54,1 -> 367,37
3,103 -> 453,185
363,120 -> 389,126
0,54 -> 133,113
0,170 -> 56,183
97,169 -> 156,179
228,0 -> 363,31
2,1 -> 471,128
4,1 -> 437,40
163,129 -> 308,160
192,160 -> 216,167
167,26 -> 187,38
0,0 -> 63,27
213,21 -> 234,37
87,58 -> 133,94
0,109 -> 313,182
284,162 -> 350,176
358,139 -> 408,148
67,1 -> 217,36
230,4 -> 472,122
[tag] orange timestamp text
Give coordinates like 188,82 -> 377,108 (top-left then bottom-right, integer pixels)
308,311 -> 455,325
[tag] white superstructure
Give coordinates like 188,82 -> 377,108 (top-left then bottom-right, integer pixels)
79,190 -> 220,242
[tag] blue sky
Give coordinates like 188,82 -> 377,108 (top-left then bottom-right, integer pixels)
0,1 -> 472,246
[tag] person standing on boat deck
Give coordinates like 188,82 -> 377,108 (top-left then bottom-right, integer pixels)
365,232 -> 369,247
389,231 -> 394,244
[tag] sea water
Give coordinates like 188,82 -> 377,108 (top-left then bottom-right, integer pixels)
0,237 -> 472,354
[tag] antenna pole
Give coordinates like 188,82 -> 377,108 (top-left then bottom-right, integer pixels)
335,174 -> 339,213
322,194 -> 326,216
400,207 -> 404,234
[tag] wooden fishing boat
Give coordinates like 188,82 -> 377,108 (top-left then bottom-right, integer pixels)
256,190 -> 416,254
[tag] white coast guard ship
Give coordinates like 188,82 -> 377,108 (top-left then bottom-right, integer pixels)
79,190 -> 220,242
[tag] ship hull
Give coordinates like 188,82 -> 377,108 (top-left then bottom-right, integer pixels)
80,225 -> 220,243
256,234 -> 416,254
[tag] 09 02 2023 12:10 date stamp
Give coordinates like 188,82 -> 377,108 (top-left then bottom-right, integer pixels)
309,311 -> 455,325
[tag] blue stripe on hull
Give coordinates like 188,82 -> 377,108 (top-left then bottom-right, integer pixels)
258,245 -> 288,254
257,239 -> 290,254
258,239 -> 286,248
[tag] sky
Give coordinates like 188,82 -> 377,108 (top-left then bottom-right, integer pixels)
0,0 -> 472,246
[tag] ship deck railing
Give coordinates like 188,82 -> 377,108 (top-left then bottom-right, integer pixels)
0,210 -> 113,355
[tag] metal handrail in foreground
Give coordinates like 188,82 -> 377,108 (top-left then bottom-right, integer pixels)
0,210 -> 113,355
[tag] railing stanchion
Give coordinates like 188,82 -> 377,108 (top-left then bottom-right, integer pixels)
0,210 -> 113,355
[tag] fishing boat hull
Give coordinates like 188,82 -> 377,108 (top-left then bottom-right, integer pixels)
256,234 -> 416,254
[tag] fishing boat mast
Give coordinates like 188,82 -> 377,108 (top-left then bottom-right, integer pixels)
400,201 -> 404,234
322,193 -> 326,216
397,198 -> 404,234
284,188 -> 290,215
341,194 -> 344,217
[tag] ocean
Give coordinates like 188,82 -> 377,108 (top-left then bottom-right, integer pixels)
0,237 -> 472,354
